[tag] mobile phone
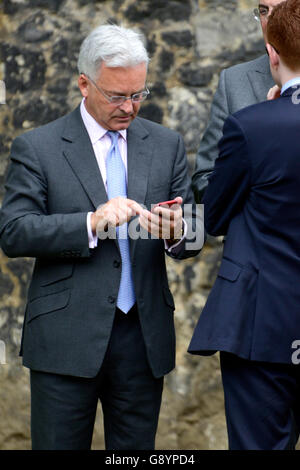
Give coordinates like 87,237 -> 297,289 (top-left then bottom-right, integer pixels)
154,199 -> 178,208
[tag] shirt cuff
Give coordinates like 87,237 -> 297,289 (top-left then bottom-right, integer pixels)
87,212 -> 98,249
164,218 -> 187,252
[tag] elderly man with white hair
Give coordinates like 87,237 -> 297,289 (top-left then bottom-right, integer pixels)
0,24 -> 201,450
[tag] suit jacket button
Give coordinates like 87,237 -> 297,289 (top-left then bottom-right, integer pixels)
113,260 -> 120,268
108,296 -> 115,304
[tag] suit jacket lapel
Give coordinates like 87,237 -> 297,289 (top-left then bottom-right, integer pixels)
247,54 -> 274,103
127,118 -> 153,206
61,106 -> 107,210
126,118 -> 153,260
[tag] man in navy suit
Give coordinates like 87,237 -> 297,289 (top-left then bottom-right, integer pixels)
189,0 -> 300,450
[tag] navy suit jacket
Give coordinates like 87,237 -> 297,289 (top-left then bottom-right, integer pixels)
189,85 -> 300,364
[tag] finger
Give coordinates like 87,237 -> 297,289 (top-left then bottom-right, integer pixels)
141,208 -> 158,221
139,215 -> 153,235
153,202 -> 182,216
140,211 -> 160,228
128,200 -> 144,216
267,85 -> 281,100
106,211 -> 119,227
139,212 -> 160,236
109,200 -> 136,223
173,196 -> 183,206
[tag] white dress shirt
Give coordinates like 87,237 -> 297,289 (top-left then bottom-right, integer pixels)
281,77 -> 300,95
80,98 -> 186,251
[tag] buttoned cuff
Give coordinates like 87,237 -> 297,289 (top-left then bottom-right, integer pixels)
164,218 -> 187,252
87,212 -> 98,249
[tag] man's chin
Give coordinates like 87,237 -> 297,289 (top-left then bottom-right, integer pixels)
112,116 -> 135,129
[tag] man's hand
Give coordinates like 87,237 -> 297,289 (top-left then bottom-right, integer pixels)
91,197 -> 142,236
267,85 -> 281,100
139,196 -> 183,244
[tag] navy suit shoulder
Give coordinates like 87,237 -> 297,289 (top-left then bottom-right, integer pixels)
232,85 -> 299,122
189,86 -> 300,364
221,92 -> 295,155
231,93 -> 280,121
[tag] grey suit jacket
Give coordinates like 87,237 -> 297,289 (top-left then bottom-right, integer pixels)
0,106 -> 200,378
192,54 -> 274,202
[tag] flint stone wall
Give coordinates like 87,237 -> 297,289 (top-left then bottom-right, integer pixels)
0,0 -> 264,450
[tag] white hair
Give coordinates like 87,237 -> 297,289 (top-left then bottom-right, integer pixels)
77,24 -> 150,79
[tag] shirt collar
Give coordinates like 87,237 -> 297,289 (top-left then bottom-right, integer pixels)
281,77 -> 300,95
80,98 -> 127,144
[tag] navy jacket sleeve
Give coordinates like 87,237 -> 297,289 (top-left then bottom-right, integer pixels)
202,114 -> 251,236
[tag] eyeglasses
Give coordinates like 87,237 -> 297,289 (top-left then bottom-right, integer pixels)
83,74 -> 150,106
253,6 -> 271,22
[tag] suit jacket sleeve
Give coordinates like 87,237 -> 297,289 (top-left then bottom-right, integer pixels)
166,133 -> 204,259
192,69 -> 230,203
0,134 -> 90,259
202,114 -> 251,236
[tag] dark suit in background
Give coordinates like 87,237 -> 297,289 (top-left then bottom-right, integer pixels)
192,54 -> 274,202
189,85 -> 300,449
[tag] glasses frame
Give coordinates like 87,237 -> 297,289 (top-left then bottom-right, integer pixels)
253,6 -> 270,22
83,73 -> 150,106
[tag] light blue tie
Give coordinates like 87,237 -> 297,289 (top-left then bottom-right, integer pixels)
106,131 -> 135,313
